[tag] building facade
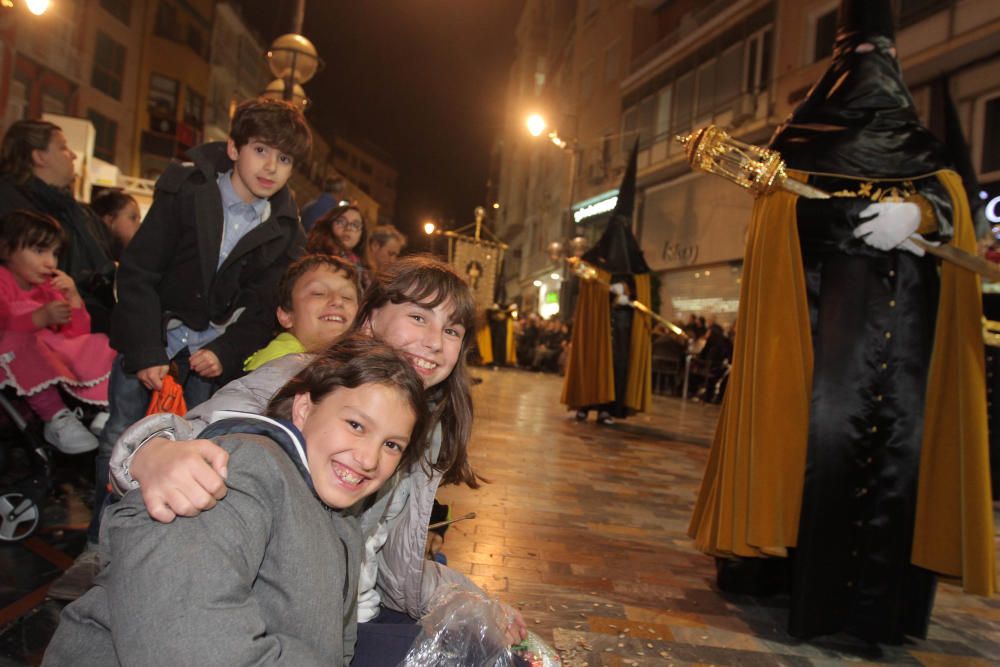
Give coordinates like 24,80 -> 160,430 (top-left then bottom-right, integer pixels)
328,136 -> 398,225
495,0 -> 634,316
497,0 -> 1000,324
0,0 -> 385,222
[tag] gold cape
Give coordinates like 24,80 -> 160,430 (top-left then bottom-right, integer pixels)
475,318 -> 514,366
688,170 -> 996,595
561,271 -> 652,413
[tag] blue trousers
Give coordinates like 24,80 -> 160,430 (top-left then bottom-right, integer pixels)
351,606 -> 529,667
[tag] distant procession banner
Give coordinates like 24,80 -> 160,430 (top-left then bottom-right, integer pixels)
451,236 -> 499,312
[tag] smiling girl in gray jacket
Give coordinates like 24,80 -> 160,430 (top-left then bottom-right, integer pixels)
44,336 -> 429,666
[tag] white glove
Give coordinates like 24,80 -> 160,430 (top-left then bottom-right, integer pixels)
853,201 -> 921,253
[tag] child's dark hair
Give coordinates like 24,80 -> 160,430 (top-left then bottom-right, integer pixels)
266,334 -> 429,472
278,254 -> 359,313
307,204 -> 370,267
0,120 -> 61,186
230,98 -> 312,165
0,209 -> 65,260
90,189 -> 137,220
354,254 -> 481,488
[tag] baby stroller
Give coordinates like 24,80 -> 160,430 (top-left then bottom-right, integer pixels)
0,391 -> 51,542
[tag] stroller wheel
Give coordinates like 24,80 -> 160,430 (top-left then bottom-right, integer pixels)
0,492 -> 40,542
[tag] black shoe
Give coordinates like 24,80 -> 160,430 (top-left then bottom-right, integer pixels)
597,411 -> 615,425
574,410 -> 587,422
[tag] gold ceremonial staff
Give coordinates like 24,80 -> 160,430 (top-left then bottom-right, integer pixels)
675,125 -> 1000,282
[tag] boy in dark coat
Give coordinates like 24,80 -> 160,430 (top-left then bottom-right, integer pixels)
48,97 -> 310,601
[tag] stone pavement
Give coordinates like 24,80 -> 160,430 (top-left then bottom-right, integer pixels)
1,365 -> 998,665
437,367 -> 1000,666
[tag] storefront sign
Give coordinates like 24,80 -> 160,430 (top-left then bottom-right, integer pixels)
640,172 -> 751,271
572,189 -> 619,223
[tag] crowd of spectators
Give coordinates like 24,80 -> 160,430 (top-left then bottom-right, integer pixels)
514,314 -> 570,374
651,313 -> 735,402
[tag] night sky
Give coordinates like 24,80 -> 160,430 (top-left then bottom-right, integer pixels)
239,0 -> 524,249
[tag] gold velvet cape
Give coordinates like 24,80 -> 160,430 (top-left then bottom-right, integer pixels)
688,170 -> 996,596
561,271 -> 652,413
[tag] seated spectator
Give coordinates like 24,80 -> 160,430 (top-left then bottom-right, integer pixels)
688,322 -> 732,402
531,319 -> 567,373
0,210 -> 115,454
0,120 -> 116,332
515,314 -> 540,368
43,336 -> 429,667
243,254 -> 359,371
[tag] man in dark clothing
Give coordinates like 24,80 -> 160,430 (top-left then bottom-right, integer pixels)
0,120 -> 116,331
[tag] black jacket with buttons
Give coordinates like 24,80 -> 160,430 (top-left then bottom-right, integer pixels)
110,142 -> 304,383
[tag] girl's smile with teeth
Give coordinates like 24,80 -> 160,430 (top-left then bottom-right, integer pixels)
292,384 -> 415,509
332,461 -> 364,486
409,356 -> 438,371
368,297 -> 465,389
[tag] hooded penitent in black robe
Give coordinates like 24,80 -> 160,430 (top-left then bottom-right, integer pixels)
690,0 -> 995,646
561,142 -> 653,419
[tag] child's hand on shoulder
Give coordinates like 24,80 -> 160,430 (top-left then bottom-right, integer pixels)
50,269 -> 82,307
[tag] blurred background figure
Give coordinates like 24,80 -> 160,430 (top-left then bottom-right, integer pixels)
368,224 -> 407,272
299,176 -> 347,233
89,190 -> 141,262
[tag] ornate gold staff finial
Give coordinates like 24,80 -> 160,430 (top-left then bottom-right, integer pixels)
675,126 -> 830,200
674,125 -> 1000,281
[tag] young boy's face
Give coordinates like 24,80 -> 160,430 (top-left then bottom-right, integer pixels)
277,265 -> 358,353
226,138 -> 294,202
292,384 -> 415,509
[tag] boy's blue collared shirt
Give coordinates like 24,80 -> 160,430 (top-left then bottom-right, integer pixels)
216,169 -> 271,268
164,170 -> 270,360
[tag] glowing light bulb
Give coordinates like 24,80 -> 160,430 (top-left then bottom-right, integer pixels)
26,0 -> 49,15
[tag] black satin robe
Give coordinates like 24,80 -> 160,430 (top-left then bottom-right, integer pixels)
789,173 -> 952,642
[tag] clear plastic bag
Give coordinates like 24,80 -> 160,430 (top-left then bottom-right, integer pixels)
510,632 -> 562,667
398,587 -> 560,667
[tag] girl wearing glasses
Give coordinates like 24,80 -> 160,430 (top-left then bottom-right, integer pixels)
307,204 -> 370,271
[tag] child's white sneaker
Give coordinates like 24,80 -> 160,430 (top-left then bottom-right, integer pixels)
43,408 -> 99,454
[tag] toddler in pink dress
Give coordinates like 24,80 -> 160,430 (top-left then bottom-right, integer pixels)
0,210 -> 115,453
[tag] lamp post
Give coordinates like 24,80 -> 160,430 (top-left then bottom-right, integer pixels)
525,113 -> 582,319
262,1 -> 322,111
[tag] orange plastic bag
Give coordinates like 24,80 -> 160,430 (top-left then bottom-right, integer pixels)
146,373 -> 187,417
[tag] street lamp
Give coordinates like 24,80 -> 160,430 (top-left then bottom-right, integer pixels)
526,114 -> 547,137
264,33 -> 321,110
0,0 -> 48,13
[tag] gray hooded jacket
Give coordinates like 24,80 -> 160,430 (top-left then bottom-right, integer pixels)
108,353 -> 481,619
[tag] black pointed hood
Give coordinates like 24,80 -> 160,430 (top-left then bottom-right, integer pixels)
838,0 -> 894,44
769,0 -> 950,179
581,140 -> 650,275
